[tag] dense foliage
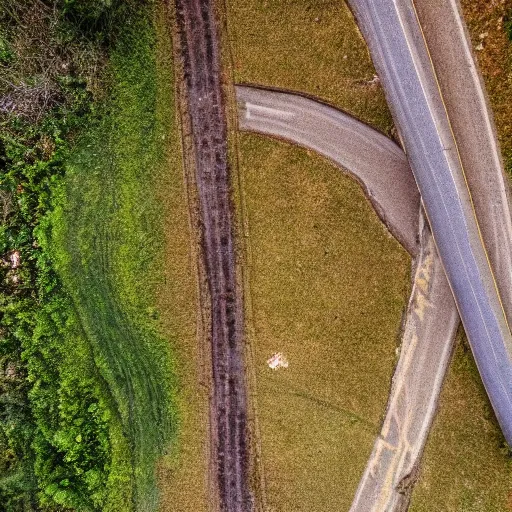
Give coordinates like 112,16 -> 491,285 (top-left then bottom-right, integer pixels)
0,1 -> 175,510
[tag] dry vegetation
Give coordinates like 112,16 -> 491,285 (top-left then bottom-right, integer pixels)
225,0 -> 393,133
410,334 -> 512,512
225,0 -> 512,509
224,0 -> 408,508
0,0 -> 106,122
234,134 -> 410,510
223,1 -> 410,508
460,0 -> 512,168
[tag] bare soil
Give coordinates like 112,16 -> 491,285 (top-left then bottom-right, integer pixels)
173,0 -> 253,510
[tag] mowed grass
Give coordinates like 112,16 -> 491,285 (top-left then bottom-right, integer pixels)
48,6 -> 206,510
410,334 -> 512,512
226,0 -> 393,132
238,134 -> 410,510
226,0 -> 512,508
224,0 -> 409,507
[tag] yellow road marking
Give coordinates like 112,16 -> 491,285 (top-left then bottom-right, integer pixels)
409,0 -> 512,342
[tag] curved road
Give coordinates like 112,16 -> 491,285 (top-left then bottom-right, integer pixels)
237,86 -> 419,254
237,80 -> 512,508
346,0 -> 512,445
236,84 -> 459,510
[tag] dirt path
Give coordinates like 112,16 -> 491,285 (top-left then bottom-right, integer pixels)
173,1 -> 253,510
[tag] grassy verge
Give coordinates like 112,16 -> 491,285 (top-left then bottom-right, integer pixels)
235,134 -> 410,509
410,333 -> 512,512
224,1 -> 410,507
47,10 -> 176,509
225,0 -> 393,133
0,1 -> 195,510
460,0 -> 512,170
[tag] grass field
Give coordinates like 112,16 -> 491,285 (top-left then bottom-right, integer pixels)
224,1 -> 409,507
410,334 -> 512,512
0,2 -> 169,509
235,134 -> 410,510
225,0 -> 393,133
48,12 -> 173,509
224,0 -> 409,507
225,0 -> 512,508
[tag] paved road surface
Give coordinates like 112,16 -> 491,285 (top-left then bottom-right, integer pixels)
347,0 -> 512,446
174,1 -> 253,510
351,211 -> 458,511
236,84 -> 458,511
414,0 -> 512,336
237,86 -> 419,255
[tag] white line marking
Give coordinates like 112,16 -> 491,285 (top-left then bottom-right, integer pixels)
244,102 -> 296,121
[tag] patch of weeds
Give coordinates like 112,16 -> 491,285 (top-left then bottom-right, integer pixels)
0,1 -> 177,510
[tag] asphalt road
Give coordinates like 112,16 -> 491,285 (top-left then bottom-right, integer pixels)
414,0 -> 512,338
351,211 -> 458,511
236,85 -> 459,510
347,0 -> 512,445
236,86 -> 420,255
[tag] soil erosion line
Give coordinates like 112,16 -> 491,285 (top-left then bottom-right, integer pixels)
173,0 -> 253,510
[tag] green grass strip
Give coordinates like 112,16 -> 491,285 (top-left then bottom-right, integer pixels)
48,7 -> 178,511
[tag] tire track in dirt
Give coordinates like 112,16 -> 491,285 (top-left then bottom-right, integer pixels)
173,0 -> 253,510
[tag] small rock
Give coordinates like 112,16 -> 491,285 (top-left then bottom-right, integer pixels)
368,74 -> 380,85
267,352 -> 289,370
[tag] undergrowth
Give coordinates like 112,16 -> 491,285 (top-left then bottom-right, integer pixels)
0,1 -> 177,510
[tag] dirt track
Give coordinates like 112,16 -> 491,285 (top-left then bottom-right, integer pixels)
173,0 -> 253,510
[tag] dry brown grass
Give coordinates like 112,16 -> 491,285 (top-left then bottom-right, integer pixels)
152,5 -> 209,511
225,0 -> 512,509
410,334 -> 512,512
236,134 -> 410,510
460,0 -> 512,167
223,1 -> 411,508
225,0 -> 393,133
